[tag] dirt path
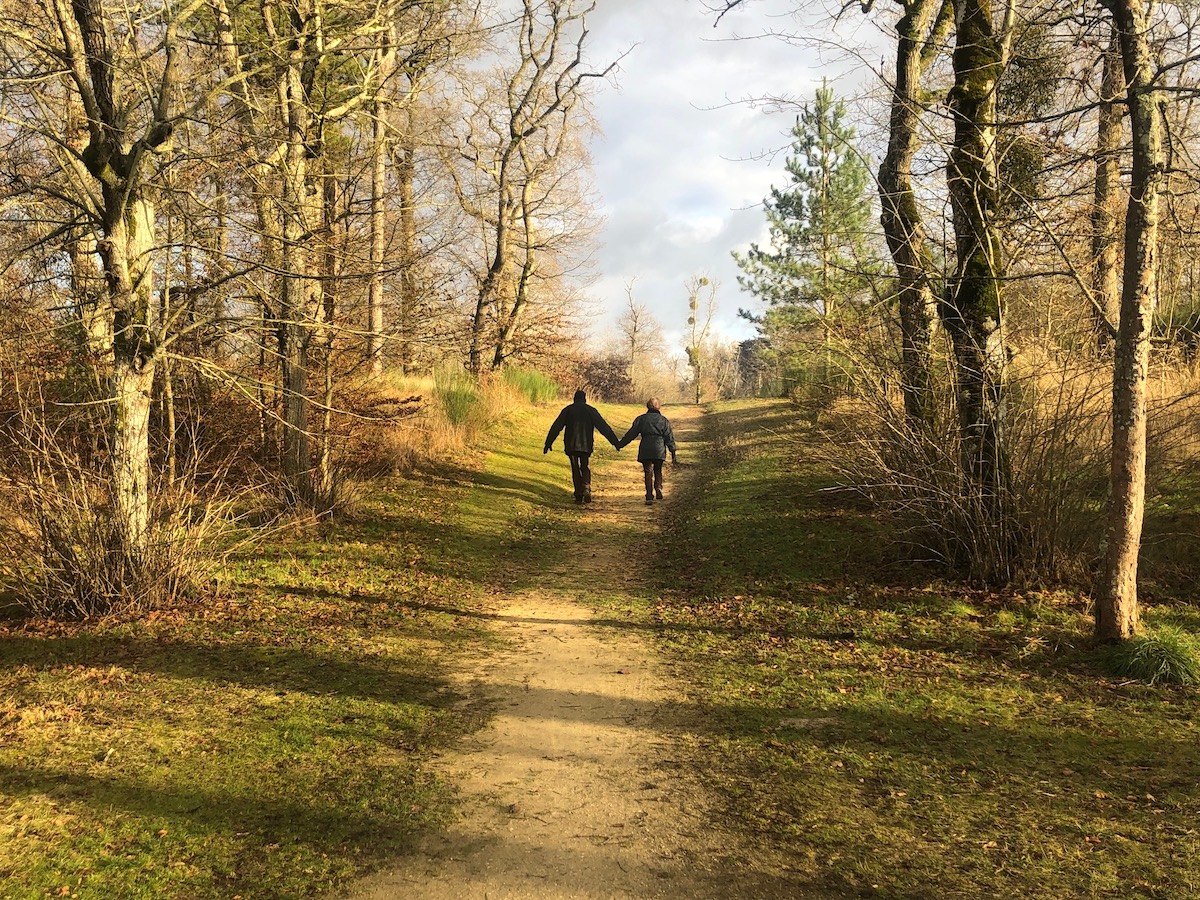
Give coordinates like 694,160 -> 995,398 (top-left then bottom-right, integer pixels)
343,407 -> 781,899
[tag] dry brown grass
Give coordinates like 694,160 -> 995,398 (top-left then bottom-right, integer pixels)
0,461 -> 230,618
337,368 -> 554,477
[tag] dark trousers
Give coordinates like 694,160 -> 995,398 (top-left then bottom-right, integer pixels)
642,460 -> 664,499
568,452 -> 592,500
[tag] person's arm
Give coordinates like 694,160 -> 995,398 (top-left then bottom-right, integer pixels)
616,416 -> 640,450
664,419 -> 677,461
544,408 -> 567,453
595,410 -> 621,448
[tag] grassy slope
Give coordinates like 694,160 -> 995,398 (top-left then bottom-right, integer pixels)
0,404 -> 619,900
641,399 -> 1200,900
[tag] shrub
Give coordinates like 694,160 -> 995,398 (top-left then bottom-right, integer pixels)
579,354 -> 634,403
822,344 -> 1110,585
0,463 -> 227,619
1101,627 -> 1200,686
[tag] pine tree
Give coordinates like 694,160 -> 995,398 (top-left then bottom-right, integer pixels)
734,84 -> 876,351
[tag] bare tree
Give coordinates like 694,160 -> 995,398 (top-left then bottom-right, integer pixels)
210,0 -> 391,500
2,0 -> 194,555
457,0 -> 618,375
685,275 -> 718,405
617,280 -> 665,392
368,1 -> 477,375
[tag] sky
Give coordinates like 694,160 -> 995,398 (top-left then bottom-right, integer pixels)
580,0 -> 884,353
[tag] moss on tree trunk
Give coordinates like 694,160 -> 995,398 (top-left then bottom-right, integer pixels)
944,0 -> 1008,514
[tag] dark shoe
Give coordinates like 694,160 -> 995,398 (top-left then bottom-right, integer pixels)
583,493 -> 593,503
655,489 -> 663,500
645,496 -> 654,505
575,496 -> 585,504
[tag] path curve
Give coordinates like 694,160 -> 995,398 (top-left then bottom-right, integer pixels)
342,407 -> 782,899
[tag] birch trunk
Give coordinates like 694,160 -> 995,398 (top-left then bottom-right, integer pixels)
367,26 -> 394,377
1091,30 -> 1124,349
277,0 -> 316,500
1098,0 -> 1162,641
396,114 -> 418,374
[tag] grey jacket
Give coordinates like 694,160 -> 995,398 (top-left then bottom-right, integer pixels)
618,410 -> 676,462
545,400 -> 620,455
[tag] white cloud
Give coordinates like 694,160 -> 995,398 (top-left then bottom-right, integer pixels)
580,0 -> 873,347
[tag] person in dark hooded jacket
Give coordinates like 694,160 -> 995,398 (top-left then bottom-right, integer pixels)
618,398 -> 677,505
544,390 -> 621,503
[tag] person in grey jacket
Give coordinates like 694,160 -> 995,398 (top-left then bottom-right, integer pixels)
618,398 -> 677,505
544,390 -> 621,503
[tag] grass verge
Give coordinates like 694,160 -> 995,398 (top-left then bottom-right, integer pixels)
0,403 -> 585,899
639,398 -> 1200,900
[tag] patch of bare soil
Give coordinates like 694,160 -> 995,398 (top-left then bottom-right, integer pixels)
342,408 -> 796,899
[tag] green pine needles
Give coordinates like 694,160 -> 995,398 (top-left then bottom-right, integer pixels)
733,83 -> 877,320
732,82 -> 881,395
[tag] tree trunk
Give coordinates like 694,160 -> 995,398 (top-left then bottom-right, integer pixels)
160,200 -> 178,487
99,197 -> 159,558
112,362 -> 155,551
944,0 -> 1007,505
472,152 -> 513,377
1090,29 -> 1124,349
367,26 -> 393,377
879,0 -> 944,424
278,1 -> 316,500
316,157 -> 340,507
396,114 -> 418,374
492,175 -> 536,369
1098,0 -> 1162,641
65,0 -> 172,561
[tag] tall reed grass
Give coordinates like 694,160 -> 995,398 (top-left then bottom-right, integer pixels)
819,315 -> 1200,588
503,366 -> 559,405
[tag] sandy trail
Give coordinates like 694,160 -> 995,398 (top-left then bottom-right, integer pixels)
344,407 -> 776,899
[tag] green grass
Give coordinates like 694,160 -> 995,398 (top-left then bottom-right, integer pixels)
631,398 -> 1200,899
434,367 -> 480,425
502,366 -> 559,405
11,394 -> 1198,898
1101,626 -> 1200,686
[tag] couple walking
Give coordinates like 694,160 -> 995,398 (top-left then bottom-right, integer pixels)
544,391 -> 677,506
